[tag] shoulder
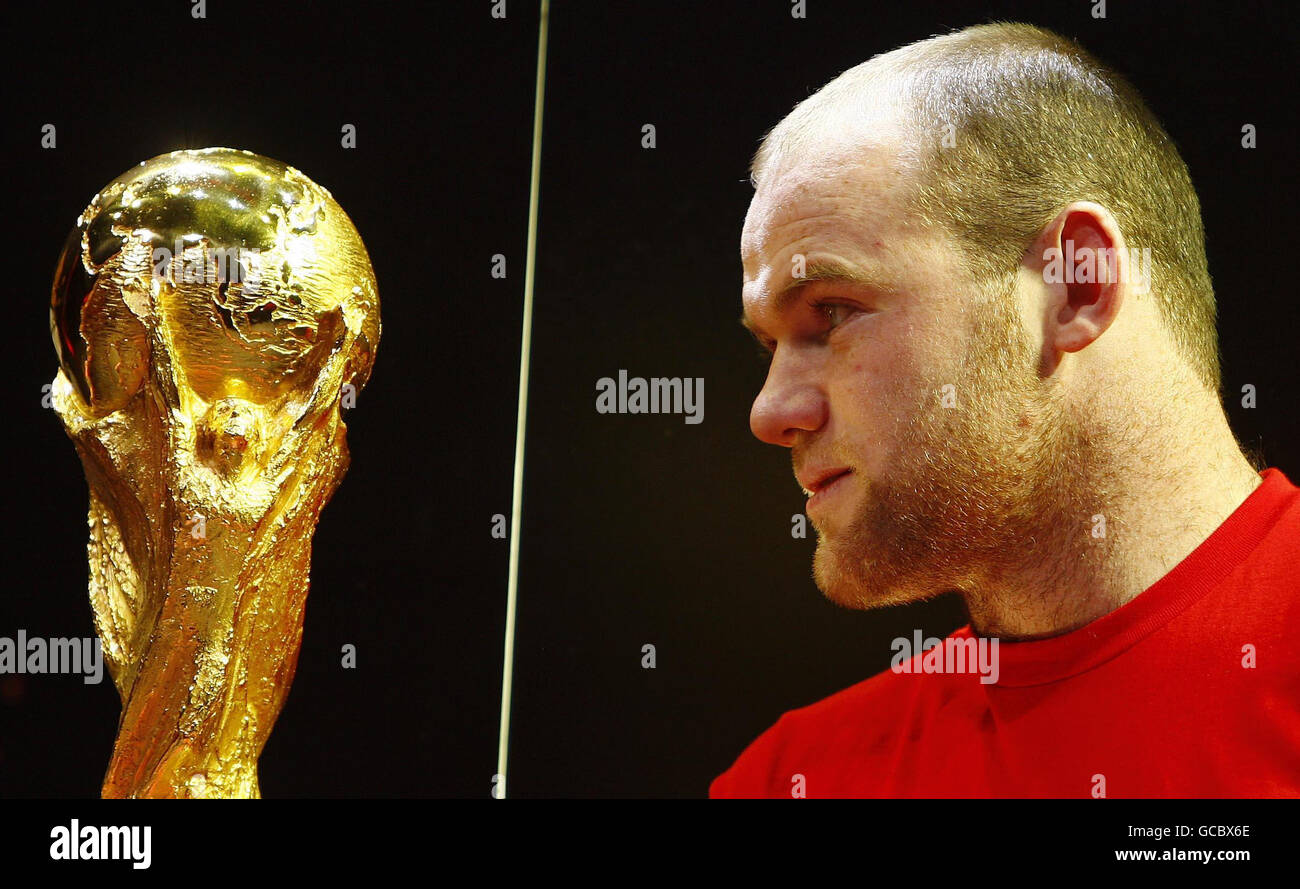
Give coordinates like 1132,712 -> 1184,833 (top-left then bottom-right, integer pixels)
709,655 -> 934,798
1187,468 -> 1300,636
1201,468 -> 1300,613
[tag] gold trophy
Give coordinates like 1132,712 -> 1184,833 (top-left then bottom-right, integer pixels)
49,148 -> 380,798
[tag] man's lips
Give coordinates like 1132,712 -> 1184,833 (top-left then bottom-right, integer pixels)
801,467 -> 853,518
797,467 -> 853,497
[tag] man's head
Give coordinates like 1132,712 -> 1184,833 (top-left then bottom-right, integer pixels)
741,23 -> 1221,609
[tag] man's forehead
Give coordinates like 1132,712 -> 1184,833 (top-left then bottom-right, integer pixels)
748,131 -> 909,239
741,136 -> 912,274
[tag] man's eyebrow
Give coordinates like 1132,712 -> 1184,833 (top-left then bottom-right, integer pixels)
739,259 -> 894,337
790,258 -> 899,298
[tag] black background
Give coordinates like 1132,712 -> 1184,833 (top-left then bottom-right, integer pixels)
2,0 -> 1295,799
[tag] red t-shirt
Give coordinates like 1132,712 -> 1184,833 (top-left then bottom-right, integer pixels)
710,468 -> 1300,798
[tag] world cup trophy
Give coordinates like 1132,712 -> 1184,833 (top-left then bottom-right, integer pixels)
48,148 -> 380,798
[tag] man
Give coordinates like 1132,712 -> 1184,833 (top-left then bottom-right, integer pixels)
712,23 -> 1299,798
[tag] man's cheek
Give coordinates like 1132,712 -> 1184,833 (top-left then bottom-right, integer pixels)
829,377 -> 892,466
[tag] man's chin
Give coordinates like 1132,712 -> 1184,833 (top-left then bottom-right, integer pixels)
811,535 -> 929,610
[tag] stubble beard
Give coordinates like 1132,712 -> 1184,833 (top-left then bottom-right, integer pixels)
813,289 -> 1085,610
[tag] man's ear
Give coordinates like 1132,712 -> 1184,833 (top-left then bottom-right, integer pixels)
1025,201 -> 1130,362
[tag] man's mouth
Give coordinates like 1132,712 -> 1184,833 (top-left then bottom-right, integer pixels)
799,467 -> 852,496
798,467 -> 854,516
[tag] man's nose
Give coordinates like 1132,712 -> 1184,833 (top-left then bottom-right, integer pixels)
749,351 -> 826,447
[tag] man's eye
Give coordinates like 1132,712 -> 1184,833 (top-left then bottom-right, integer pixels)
814,301 -> 857,328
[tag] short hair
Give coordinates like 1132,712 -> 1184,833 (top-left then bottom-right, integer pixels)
750,22 -> 1220,393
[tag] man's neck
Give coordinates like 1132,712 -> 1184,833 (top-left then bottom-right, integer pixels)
965,414 -> 1262,641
